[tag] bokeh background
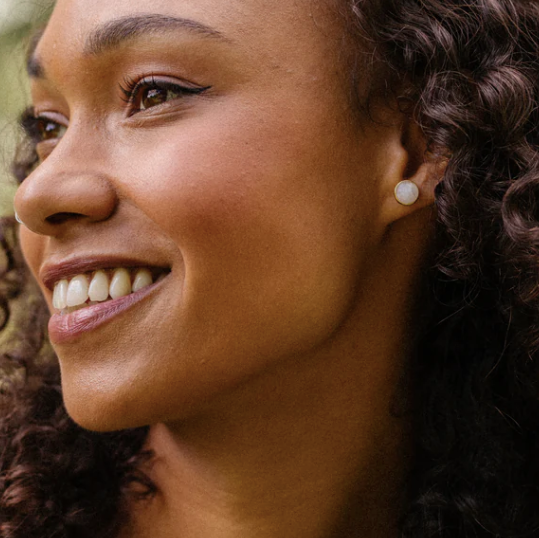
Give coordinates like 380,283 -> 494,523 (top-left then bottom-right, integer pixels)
0,0 -> 53,216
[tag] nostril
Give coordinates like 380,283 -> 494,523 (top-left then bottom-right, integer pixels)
45,212 -> 85,225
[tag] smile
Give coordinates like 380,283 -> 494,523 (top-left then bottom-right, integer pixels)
52,267 -> 167,313
47,266 -> 170,344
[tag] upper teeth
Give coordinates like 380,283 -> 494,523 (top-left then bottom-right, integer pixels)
52,268 -> 155,310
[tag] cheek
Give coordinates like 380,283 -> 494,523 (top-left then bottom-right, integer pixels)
117,108 -> 378,354
123,97 -> 376,257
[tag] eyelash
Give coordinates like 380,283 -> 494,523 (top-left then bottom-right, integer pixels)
119,75 -> 210,115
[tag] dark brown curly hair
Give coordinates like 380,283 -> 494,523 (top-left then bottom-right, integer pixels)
2,0 -> 539,536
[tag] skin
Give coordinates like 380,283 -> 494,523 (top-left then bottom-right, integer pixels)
14,0 -> 442,536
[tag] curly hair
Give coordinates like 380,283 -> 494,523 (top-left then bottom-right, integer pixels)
2,0 -> 539,536
350,1 -> 539,536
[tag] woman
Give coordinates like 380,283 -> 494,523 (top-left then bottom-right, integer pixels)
1,0 -> 539,536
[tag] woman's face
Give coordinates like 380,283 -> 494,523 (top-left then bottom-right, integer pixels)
15,0 -> 405,430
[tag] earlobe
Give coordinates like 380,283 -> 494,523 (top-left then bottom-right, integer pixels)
394,158 -> 442,208
383,157 -> 442,225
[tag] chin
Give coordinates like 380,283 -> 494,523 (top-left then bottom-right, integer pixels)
62,389 -> 143,433
58,361 -> 221,433
58,368 -> 158,432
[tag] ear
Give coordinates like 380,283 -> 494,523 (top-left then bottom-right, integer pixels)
379,114 -> 446,226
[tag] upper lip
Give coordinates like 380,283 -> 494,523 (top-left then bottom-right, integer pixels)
40,255 -> 171,291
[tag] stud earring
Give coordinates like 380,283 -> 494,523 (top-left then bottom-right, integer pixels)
394,180 -> 419,206
14,211 -> 24,225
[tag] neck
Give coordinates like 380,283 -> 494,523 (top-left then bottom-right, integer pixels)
131,361 -> 411,538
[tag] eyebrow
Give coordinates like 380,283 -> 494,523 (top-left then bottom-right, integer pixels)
85,14 -> 225,55
27,14 -> 225,79
26,28 -> 46,78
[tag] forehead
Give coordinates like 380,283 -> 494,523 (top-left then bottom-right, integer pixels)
37,0 -> 343,64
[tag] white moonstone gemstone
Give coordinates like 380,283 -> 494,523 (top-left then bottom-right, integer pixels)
66,275 -> 89,307
394,180 -> 419,206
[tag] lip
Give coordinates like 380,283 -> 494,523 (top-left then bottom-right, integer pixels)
48,274 -> 168,345
40,255 -> 170,291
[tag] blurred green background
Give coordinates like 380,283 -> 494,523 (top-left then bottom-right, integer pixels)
0,2 -> 54,354
0,1 -> 53,216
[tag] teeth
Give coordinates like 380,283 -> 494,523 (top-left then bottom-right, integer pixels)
66,275 -> 89,307
132,269 -> 152,292
52,267 -> 160,312
52,279 -> 68,310
88,270 -> 109,302
109,268 -> 132,299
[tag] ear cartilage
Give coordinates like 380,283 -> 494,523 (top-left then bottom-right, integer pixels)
394,180 -> 419,206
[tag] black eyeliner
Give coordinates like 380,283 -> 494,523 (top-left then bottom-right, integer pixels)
118,74 -> 211,114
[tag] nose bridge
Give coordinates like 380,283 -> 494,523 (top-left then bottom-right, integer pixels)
14,129 -> 118,237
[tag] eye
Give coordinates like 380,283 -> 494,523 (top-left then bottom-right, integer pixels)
21,111 -> 67,144
18,110 -> 68,170
120,75 -> 210,115
140,86 -> 180,111
36,118 -> 67,141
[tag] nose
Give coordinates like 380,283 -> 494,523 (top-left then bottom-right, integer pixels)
14,156 -> 118,237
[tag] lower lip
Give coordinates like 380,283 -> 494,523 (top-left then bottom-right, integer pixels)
48,277 -> 167,344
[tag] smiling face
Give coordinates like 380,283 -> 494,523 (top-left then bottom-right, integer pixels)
14,0 -> 418,430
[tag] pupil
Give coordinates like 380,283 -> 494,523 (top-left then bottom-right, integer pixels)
39,120 -> 59,140
143,88 -> 167,108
